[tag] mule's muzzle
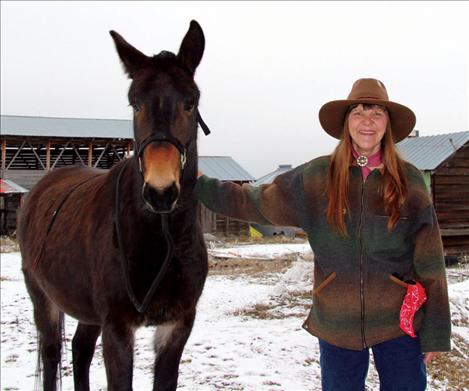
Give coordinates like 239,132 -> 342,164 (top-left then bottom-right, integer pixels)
142,182 -> 180,213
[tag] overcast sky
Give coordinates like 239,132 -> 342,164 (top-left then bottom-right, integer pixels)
1,1 -> 468,177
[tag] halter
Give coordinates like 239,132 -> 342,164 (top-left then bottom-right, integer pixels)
136,109 -> 210,176
137,133 -> 187,174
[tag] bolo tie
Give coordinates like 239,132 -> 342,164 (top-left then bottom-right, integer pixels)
356,155 -> 369,167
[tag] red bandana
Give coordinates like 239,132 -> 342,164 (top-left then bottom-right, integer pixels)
399,281 -> 427,338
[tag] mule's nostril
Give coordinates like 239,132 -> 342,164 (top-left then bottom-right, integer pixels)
142,183 -> 179,213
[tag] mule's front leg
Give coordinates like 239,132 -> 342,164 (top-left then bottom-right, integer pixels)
152,314 -> 195,391
102,322 -> 135,391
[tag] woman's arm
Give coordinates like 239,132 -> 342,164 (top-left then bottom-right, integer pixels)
193,165 -> 306,228
412,204 -> 451,353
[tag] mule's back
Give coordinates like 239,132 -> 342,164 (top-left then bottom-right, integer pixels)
19,165 -> 107,270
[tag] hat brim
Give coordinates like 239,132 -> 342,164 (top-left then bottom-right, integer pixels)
319,98 -> 416,143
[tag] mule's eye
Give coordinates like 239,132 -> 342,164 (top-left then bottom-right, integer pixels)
130,102 -> 140,113
184,101 -> 195,113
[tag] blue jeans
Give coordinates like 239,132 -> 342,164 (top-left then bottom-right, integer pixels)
319,335 -> 426,391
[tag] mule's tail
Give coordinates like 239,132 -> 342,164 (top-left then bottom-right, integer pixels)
33,312 -> 65,391
33,329 -> 42,391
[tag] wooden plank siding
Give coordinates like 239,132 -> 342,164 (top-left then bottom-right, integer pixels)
0,194 -> 22,235
198,204 -> 250,237
433,142 -> 469,255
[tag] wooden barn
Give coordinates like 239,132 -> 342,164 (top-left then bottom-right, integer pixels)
1,115 -> 133,188
1,115 -> 254,237
198,156 -> 255,236
398,131 -> 469,256
0,115 -> 132,235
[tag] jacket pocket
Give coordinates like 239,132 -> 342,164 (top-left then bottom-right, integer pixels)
389,274 -> 410,289
312,272 -> 337,295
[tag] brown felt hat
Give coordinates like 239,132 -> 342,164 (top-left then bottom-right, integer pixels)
318,78 -> 416,143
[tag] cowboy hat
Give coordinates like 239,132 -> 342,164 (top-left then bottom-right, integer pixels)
318,78 -> 416,143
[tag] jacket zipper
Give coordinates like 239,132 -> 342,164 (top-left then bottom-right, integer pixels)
358,177 -> 366,349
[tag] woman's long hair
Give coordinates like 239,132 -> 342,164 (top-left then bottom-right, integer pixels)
326,117 -> 408,236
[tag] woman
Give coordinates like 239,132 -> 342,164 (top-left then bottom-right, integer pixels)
194,78 -> 451,390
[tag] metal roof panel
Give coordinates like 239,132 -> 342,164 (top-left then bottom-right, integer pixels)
254,164 -> 293,186
0,179 -> 29,194
1,115 -> 133,139
198,156 -> 254,181
397,131 -> 469,170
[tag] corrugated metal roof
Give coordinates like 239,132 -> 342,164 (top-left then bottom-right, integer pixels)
397,131 -> 469,170
0,179 -> 29,194
253,164 -> 293,186
199,156 -> 255,181
1,115 -> 133,139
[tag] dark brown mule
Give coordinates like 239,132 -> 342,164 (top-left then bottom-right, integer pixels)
18,20 -> 209,391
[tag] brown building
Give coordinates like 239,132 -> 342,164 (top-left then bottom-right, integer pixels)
398,131 -> 469,257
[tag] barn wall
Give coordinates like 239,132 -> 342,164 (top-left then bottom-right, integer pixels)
433,142 -> 469,255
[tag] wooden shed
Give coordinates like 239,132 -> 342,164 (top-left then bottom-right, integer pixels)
398,131 -> 469,256
198,156 -> 255,236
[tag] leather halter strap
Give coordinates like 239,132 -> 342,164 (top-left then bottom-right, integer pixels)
136,133 -> 187,174
197,109 -> 211,135
137,133 -> 186,158
136,109 -> 210,174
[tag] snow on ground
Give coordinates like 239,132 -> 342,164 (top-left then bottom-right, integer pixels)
1,245 -> 468,390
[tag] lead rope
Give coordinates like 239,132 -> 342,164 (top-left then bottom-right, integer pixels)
115,109 -> 211,313
115,159 -> 175,314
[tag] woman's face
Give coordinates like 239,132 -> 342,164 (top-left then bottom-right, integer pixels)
347,104 -> 388,156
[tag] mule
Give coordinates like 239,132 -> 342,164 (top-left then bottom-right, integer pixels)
18,20 -> 209,391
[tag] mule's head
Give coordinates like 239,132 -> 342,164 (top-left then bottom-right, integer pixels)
110,21 -> 204,213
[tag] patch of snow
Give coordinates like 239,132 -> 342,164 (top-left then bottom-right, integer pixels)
1,246 -> 468,390
209,243 -> 312,260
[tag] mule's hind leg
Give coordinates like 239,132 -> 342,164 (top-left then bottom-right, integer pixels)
23,272 -> 62,391
152,313 -> 195,391
72,323 -> 101,391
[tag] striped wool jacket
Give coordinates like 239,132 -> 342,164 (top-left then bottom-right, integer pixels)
194,155 -> 451,352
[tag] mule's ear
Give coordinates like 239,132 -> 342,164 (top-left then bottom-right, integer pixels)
110,30 -> 149,79
177,20 -> 205,74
